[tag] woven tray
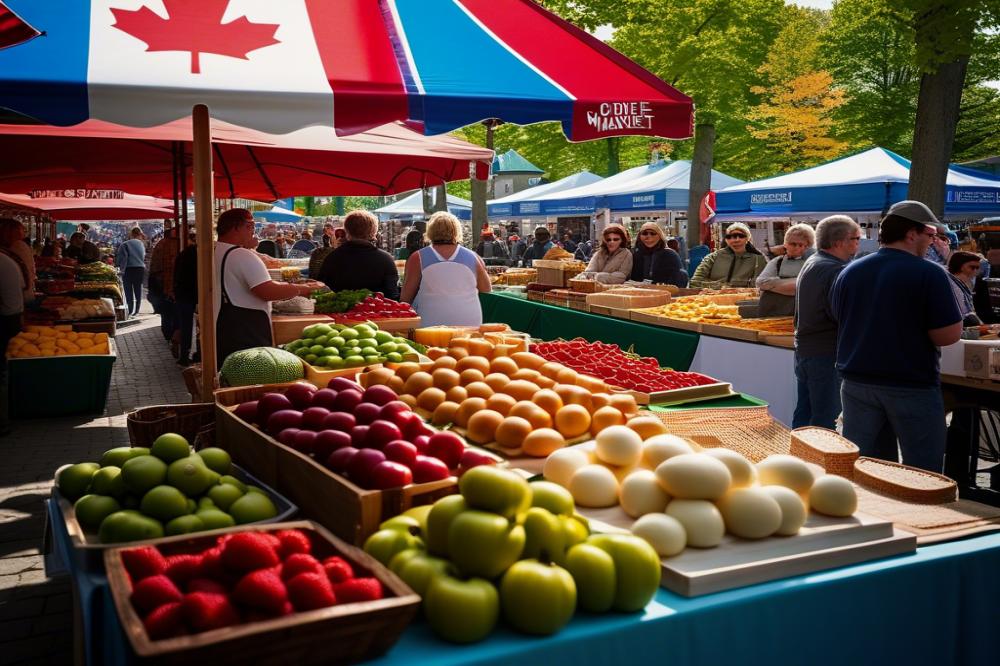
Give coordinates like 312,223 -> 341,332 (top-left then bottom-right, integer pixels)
789,427 -> 859,478
853,457 -> 958,504
653,406 -> 790,462
854,485 -> 1000,543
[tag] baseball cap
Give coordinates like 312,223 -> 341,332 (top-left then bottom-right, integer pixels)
886,200 -> 940,226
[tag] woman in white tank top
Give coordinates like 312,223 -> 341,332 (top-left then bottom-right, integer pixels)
400,212 -> 492,327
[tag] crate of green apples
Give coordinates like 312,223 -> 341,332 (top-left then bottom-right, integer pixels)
54,433 -> 295,570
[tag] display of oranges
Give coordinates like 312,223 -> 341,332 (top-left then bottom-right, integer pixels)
7,326 -> 111,358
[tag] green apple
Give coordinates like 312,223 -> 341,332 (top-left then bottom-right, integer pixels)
363,528 -> 424,566
564,543 -> 617,612
389,550 -> 452,597
458,466 -> 530,519
521,507 -> 567,563
587,534 -> 661,612
447,510 -> 525,579
529,481 -> 575,516
379,515 -> 423,535
561,514 -> 590,548
402,504 -> 433,533
500,559 -> 577,635
424,575 -> 499,644
425,495 -> 467,556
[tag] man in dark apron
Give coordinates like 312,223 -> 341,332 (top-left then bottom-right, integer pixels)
214,209 -> 319,370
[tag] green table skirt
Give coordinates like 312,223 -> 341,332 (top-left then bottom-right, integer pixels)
481,292 -> 699,370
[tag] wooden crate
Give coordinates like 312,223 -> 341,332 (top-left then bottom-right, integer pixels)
700,322 -> 761,342
612,381 -> 735,406
214,385 -> 458,544
586,289 -> 671,310
628,311 -> 703,332
271,315 -> 334,346
536,266 -> 566,287
105,521 -> 419,665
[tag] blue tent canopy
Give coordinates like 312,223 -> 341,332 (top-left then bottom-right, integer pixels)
498,160 -> 742,216
254,205 -> 302,223
716,147 -> 1000,219
488,171 -> 603,217
374,190 -> 472,221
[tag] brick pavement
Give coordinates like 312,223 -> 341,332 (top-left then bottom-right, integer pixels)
0,304 -> 189,665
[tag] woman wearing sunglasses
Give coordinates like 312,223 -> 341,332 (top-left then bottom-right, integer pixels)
630,222 -> 688,286
578,224 -> 633,284
689,222 -> 767,289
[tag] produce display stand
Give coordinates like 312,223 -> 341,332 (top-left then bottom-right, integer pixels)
271,314 -> 335,346
7,340 -> 117,418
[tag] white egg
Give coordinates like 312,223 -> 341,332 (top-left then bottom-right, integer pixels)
808,475 -> 858,517
568,464 -> 620,508
761,485 -> 808,535
757,454 -> 815,494
702,448 -> 757,488
595,425 -> 644,467
631,513 -> 687,557
543,447 -> 592,488
641,434 -> 694,468
619,470 -> 671,518
716,487 -> 783,539
665,499 -> 725,548
655,453 -> 732,500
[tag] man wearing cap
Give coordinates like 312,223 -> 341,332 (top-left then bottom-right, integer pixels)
830,201 -> 963,472
520,226 -> 555,267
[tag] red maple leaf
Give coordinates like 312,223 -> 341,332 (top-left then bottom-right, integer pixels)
111,0 -> 280,74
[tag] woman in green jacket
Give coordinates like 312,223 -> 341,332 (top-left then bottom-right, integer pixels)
690,222 -> 768,289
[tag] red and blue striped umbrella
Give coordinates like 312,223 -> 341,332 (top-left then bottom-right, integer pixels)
0,0 -> 693,140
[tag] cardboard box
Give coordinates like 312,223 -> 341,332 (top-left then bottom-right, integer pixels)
963,340 -> 1000,378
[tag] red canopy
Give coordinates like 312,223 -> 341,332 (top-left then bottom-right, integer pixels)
0,191 -> 173,220
0,119 -> 493,199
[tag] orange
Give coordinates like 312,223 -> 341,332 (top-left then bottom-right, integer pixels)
456,356 -> 490,375
535,375 -> 557,390
402,371 -> 434,396
509,401 -> 553,430
511,352 -> 546,370
539,361 -> 566,380
485,393 -> 517,416
399,394 -> 418,410
448,346 -> 470,360
431,400 -> 461,426
483,373 -> 511,392
489,356 -> 519,377
522,428 -> 567,457
591,393 -> 612,409
432,355 -> 459,370
556,367 -> 580,385
454,397 -> 488,428
392,362 -> 422,381
531,389 -> 564,417
416,387 -> 447,412
426,347 -> 448,360
626,415 -> 668,440
432,368 -> 461,391
555,384 -> 593,411
554,404 -> 592,438
467,338 -> 495,358
386,375 -> 406,394
495,416 -> 533,449
510,368 -> 542,383
590,405 -> 626,436
445,385 -> 469,404
576,374 -> 607,393
503,379 -> 541,402
608,393 -> 639,418
465,381 -> 495,400
458,368 -> 486,386
466,410 -> 504,445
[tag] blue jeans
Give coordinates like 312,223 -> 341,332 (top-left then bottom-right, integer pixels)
841,379 -> 946,472
792,354 -> 841,429
122,266 -> 144,316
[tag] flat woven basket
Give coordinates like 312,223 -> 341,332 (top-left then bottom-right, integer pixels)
789,427 -> 859,477
126,402 -> 216,447
852,457 -> 958,504
653,406 -> 790,462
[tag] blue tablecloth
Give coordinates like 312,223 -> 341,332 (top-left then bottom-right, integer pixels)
51,480 -> 1000,666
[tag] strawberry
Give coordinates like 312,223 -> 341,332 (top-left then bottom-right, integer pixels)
143,601 -> 186,640
262,533 -> 282,550
181,592 -> 240,632
275,529 -> 312,558
121,546 -> 167,581
220,533 -> 280,573
164,554 -> 201,586
322,556 -> 354,585
333,577 -> 383,604
198,547 -> 226,580
186,578 -> 228,595
131,575 -> 183,614
287,572 -> 337,611
280,553 -> 323,581
233,569 -> 288,614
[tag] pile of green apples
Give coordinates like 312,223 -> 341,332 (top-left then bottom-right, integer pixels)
284,322 -> 420,369
363,466 -> 661,643
56,433 -> 279,543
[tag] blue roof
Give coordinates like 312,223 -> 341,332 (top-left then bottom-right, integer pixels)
374,190 -> 472,221
492,149 -> 544,174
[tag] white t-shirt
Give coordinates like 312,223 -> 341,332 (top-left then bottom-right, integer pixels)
213,242 -> 271,322
0,252 -> 25,316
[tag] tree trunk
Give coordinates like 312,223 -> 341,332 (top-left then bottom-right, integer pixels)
470,176 -> 487,248
422,187 -> 434,215
606,137 -> 621,176
686,123 -> 715,250
434,184 -> 448,212
908,57 -> 969,218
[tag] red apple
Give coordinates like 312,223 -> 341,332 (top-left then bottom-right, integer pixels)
353,402 -> 381,426
311,388 -> 339,410
370,461 -> 413,489
362,385 -> 398,407
332,389 -> 363,413
313,430 -> 352,459
277,428 -> 301,447
413,435 -> 431,454
350,425 -> 370,449
292,430 -> 318,455
377,401 -> 413,425
411,455 -> 451,483
257,393 -> 292,423
410,421 -> 438,440
328,377 -> 362,393
366,420 -> 402,450
395,412 -> 426,439
383,440 -> 418,468
322,412 -> 356,432
458,448 -> 497,473
326,446 -> 359,473
267,409 -> 303,437
348,449 -> 387,488
234,400 -> 259,425
301,407 -> 331,431
285,382 -> 318,410
426,431 -> 465,468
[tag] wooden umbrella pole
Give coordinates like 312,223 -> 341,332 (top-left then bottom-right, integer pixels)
181,145 -> 190,250
193,105 -> 216,402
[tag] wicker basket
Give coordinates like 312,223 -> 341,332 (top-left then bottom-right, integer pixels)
127,403 -> 216,448
105,521 -> 419,665
789,427 -> 859,477
852,457 -> 958,504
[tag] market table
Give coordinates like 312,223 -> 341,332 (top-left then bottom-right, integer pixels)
942,373 -> 1000,507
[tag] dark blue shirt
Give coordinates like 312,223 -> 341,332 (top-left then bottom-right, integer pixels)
831,248 -> 961,387
794,250 -> 848,358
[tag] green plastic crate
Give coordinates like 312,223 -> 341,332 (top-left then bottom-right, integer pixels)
8,340 -> 117,418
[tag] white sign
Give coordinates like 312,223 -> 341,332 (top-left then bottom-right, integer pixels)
750,192 -> 793,205
30,189 -> 125,199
